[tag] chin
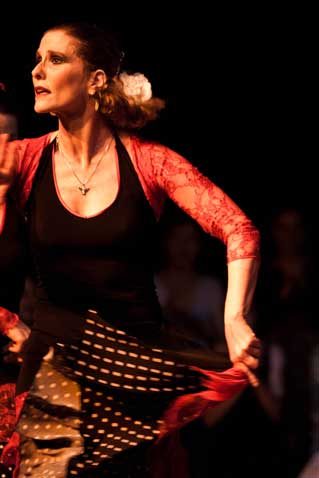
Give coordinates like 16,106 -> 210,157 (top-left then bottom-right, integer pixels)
34,104 -> 51,114
34,99 -> 50,113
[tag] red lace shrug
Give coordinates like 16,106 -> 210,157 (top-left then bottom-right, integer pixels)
0,132 -> 260,334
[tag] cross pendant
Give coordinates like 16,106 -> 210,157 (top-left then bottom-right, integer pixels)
79,185 -> 90,195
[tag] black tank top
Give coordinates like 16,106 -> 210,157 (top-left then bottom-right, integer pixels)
27,135 -> 163,340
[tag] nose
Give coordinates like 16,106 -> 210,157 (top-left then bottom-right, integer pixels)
32,61 -> 45,80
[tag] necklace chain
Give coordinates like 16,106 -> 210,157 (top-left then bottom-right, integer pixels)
56,135 -> 113,195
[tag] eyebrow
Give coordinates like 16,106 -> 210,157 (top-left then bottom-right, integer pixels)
35,50 -> 70,59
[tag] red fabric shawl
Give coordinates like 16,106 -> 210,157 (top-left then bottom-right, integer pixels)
0,367 -> 247,478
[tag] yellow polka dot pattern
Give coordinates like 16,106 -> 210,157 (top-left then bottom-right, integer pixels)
16,310 -> 202,477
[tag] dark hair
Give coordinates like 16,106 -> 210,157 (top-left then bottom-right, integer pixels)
47,22 -> 122,78
46,22 -> 165,129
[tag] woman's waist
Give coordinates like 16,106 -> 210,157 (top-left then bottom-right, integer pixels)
32,290 -> 163,342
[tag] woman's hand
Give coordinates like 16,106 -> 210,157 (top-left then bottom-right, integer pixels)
0,133 -> 18,202
225,314 -> 261,387
5,319 -> 31,353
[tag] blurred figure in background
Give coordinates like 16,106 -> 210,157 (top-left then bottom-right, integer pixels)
256,206 -> 316,477
0,83 -> 18,140
155,214 -> 226,351
155,210 -> 286,477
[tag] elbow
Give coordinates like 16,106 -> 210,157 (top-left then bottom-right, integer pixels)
226,224 -> 261,263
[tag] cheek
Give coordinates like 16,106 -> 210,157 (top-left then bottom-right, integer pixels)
53,66 -> 86,92
59,72 -> 82,91
56,76 -> 88,110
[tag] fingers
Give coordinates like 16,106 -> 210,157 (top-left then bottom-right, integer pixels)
235,362 -> 260,388
240,340 -> 261,369
7,336 -> 28,353
242,339 -> 262,369
225,318 -> 262,375
232,345 -> 260,370
242,354 -> 259,369
249,335 -> 261,347
247,343 -> 262,358
239,333 -> 262,363
8,341 -> 23,353
232,343 -> 261,368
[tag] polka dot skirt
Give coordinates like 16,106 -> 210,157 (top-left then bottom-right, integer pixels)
16,310 -> 202,477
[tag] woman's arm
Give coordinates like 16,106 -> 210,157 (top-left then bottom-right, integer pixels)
224,257 -> 261,379
1,134 -> 30,342
147,143 -> 260,260
0,134 -> 55,352
149,144 -> 261,375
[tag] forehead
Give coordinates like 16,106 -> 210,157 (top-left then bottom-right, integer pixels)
38,30 -> 79,55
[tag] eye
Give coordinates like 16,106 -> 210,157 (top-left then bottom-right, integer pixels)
51,55 -> 64,64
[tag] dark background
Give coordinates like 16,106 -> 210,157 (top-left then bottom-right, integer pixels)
0,6 -> 314,230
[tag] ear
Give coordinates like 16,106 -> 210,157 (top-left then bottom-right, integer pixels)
88,69 -> 107,95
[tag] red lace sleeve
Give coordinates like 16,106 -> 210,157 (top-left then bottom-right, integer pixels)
0,133 -> 52,223
146,143 -> 260,263
0,383 -> 16,442
14,133 -> 53,210
0,307 -> 19,334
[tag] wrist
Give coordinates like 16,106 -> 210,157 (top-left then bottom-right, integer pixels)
225,312 -> 247,323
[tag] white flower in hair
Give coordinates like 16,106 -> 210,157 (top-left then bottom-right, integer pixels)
119,72 -> 152,103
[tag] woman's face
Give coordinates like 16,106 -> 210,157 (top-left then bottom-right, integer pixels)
32,30 -> 91,117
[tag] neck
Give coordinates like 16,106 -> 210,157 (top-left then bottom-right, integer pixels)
56,132 -> 114,196
57,121 -> 113,167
